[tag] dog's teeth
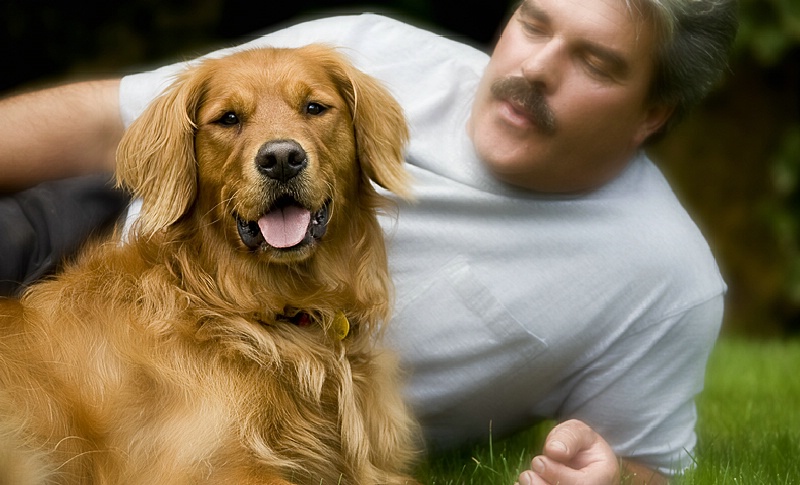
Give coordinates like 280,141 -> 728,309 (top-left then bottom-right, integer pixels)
309,204 -> 329,239
237,217 -> 265,249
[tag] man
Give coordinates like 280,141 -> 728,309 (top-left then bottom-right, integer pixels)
0,0 -> 738,483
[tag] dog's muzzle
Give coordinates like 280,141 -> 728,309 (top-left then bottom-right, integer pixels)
236,196 -> 330,251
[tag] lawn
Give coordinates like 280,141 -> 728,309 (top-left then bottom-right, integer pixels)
413,338 -> 800,484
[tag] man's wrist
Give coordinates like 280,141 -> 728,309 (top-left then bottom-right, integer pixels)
620,459 -> 668,485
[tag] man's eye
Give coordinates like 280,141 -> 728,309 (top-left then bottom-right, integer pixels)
217,112 -> 240,125
305,102 -> 327,116
582,58 -> 612,80
518,19 -> 547,38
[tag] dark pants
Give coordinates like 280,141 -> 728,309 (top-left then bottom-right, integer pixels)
0,174 -> 130,296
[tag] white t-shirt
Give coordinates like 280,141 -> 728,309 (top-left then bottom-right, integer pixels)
119,14 -> 726,475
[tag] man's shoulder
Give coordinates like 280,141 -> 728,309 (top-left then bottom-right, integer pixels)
598,155 -> 726,299
254,13 -> 488,67
245,13 -> 489,108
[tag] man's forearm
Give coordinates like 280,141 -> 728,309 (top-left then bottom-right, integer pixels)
0,79 -> 123,192
621,460 -> 668,485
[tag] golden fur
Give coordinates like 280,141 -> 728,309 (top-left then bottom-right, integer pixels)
0,45 -> 419,484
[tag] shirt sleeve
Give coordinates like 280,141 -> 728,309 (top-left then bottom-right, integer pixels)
560,294 -> 724,475
0,174 -> 129,296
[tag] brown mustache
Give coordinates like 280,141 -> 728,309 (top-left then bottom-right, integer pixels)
491,77 -> 556,135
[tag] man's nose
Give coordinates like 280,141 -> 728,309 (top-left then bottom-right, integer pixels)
520,38 -> 564,94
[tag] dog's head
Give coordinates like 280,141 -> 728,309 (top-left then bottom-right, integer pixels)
118,45 -> 408,260
117,45 -> 410,320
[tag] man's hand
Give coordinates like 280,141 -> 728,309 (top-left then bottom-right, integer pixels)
516,419 -> 668,485
517,419 -> 619,485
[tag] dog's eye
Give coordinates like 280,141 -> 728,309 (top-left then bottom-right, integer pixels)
305,102 -> 327,116
216,112 -> 240,126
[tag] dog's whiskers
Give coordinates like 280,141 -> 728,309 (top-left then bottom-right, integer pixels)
206,193 -> 237,225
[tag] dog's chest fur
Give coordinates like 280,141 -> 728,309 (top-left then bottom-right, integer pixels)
0,242 -> 402,484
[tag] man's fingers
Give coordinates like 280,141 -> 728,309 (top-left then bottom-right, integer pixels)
544,419 -> 596,461
518,456 -> 586,485
517,462 -> 550,485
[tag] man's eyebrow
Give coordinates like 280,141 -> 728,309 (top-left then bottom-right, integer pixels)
518,0 -> 631,78
518,0 -> 550,23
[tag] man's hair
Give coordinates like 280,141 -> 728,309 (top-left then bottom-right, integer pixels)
639,0 -> 739,140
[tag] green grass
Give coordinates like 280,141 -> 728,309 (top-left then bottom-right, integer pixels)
413,338 -> 800,484
413,421 -> 552,484
678,338 -> 800,484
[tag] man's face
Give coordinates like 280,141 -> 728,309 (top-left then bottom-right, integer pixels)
468,0 -> 672,193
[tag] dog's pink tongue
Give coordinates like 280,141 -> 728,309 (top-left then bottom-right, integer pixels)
258,206 -> 311,248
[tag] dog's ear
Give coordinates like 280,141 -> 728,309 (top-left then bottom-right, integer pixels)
323,48 -> 411,200
116,66 -> 208,237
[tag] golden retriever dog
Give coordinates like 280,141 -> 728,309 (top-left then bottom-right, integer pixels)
0,45 -> 420,484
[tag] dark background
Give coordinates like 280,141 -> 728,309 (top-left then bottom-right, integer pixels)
2,0 -> 799,336
0,1 -> 515,93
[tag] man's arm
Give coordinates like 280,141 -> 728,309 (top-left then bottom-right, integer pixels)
0,79 -> 123,192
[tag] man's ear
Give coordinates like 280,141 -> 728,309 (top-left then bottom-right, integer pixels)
116,67 -> 208,238
635,102 -> 675,146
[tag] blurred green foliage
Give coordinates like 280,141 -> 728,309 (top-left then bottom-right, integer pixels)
768,126 -> 800,304
736,0 -> 800,65
739,0 -> 800,329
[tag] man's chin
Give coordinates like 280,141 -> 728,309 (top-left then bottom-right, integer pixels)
481,155 -> 576,194
480,156 -> 542,191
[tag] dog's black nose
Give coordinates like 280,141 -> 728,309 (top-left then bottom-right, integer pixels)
255,140 -> 307,182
